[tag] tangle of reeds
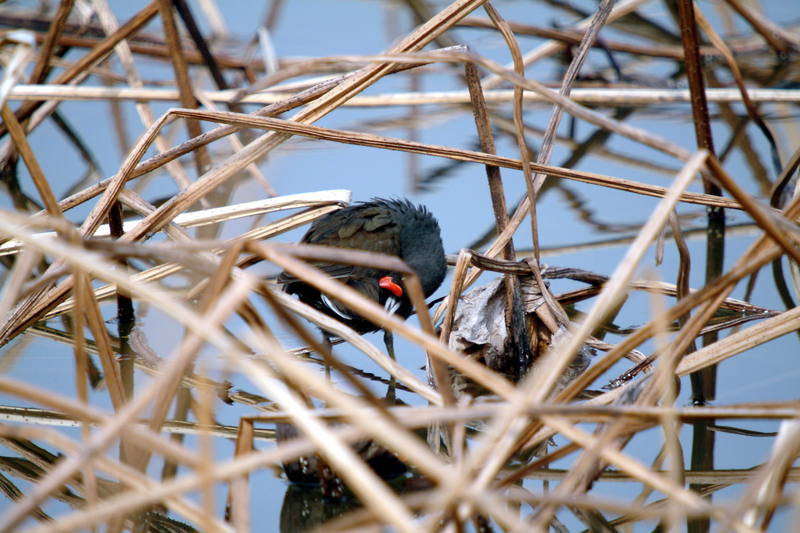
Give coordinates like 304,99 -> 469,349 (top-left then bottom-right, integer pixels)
0,0 -> 799,531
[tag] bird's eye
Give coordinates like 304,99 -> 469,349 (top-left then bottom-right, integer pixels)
378,276 -> 403,298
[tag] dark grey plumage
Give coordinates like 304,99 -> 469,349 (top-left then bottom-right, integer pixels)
278,198 -> 446,335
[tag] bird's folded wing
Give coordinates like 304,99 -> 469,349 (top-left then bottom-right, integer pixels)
275,263 -> 355,285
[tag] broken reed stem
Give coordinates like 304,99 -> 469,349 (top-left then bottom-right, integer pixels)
156,0 -> 210,175
464,61 -> 514,260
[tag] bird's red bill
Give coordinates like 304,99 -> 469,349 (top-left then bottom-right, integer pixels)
379,276 -> 403,298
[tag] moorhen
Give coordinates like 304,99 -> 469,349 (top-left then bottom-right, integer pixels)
278,198 -> 447,359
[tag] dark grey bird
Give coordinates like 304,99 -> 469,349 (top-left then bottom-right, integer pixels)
277,198 -> 447,359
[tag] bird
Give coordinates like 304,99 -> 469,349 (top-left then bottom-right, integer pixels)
277,198 -> 447,361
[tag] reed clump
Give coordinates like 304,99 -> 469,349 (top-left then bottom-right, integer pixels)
0,1 -> 798,531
